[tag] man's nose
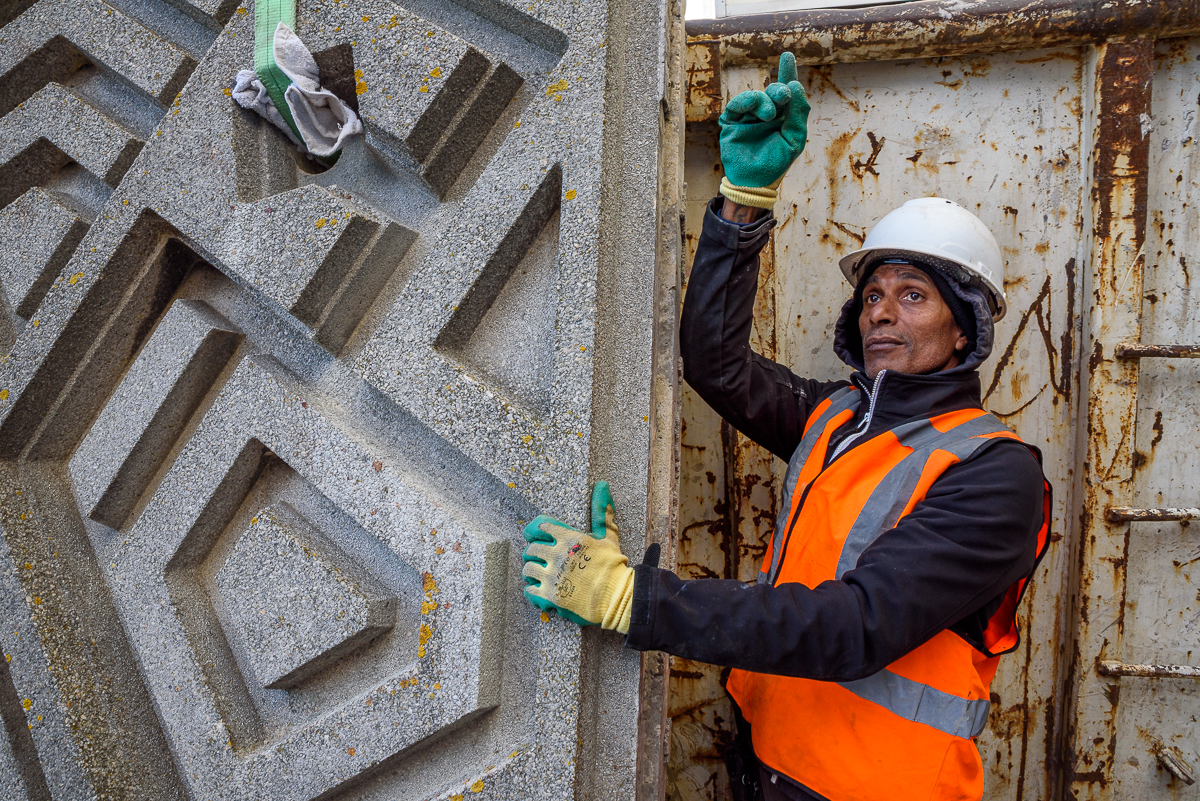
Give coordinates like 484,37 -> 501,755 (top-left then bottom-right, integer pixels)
866,296 -> 898,325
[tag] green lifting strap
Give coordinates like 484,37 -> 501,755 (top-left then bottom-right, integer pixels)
254,0 -> 303,144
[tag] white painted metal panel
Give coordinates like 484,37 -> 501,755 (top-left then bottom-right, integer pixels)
676,46 -> 1088,801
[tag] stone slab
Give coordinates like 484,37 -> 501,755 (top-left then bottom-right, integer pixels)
0,186 -> 86,324
0,525 -> 94,800
0,0 -> 195,105
0,0 -> 669,797
0,83 -> 141,186
70,297 -> 242,529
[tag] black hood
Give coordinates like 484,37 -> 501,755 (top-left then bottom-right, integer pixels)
832,264 -> 995,375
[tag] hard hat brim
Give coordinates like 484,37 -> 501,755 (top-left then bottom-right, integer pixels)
838,247 -> 1008,322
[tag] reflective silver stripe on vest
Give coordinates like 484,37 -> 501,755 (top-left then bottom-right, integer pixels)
761,387 -> 861,584
825,411 -> 1013,739
833,413 -> 1011,579
838,669 -> 991,739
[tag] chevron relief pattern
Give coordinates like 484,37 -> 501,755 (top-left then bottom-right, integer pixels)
0,0 -> 652,797
0,0 -> 202,363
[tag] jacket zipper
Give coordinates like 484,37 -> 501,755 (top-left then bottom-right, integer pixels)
770,377 -> 879,584
769,480 -> 815,585
829,369 -> 887,463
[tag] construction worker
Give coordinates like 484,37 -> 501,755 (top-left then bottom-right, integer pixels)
521,52 -> 1050,801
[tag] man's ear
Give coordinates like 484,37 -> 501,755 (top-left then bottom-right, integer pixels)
955,327 -> 968,352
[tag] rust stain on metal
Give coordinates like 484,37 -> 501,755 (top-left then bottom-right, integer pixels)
850,132 -> 885,179
818,129 -> 859,252
1091,49 -> 1151,241
829,220 -> 866,246
1065,39 -> 1153,799
984,269 -> 1075,410
935,73 -> 964,91
686,39 -> 722,123
824,128 -> 856,206
1015,51 -> 1082,65
807,65 -> 859,111
686,0 -> 1200,68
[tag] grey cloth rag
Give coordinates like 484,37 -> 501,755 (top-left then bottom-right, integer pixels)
231,22 -> 362,158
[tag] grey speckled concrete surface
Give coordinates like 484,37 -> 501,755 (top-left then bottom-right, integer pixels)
0,0 -> 670,797
214,505 -> 399,690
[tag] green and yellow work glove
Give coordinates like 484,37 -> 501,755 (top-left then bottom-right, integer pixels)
718,51 -> 810,209
522,482 -> 635,634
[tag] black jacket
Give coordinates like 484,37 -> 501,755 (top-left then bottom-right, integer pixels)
624,197 -> 1046,684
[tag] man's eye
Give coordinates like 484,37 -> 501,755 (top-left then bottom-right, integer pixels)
905,291 -> 923,301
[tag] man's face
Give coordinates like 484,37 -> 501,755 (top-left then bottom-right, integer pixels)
858,263 -> 968,379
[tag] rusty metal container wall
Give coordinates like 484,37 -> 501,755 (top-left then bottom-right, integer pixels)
1088,36 -> 1200,798
674,4 -> 1200,801
771,50 -> 1086,801
675,41 -> 1089,801
670,121 -> 782,800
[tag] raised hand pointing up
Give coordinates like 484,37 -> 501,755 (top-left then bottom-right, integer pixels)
718,51 -> 811,210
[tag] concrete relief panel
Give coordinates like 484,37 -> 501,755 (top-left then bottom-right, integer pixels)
0,0 -> 670,798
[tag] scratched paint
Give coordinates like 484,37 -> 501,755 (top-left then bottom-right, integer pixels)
686,39 -> 723,123
674,41 -> 1088,801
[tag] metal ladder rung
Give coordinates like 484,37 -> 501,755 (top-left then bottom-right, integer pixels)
1115,343 -> 1200,358
1098,661 -> 1200,678
1106,507 -> 1200,522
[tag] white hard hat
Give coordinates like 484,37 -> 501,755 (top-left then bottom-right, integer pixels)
838,197 -> 1008,321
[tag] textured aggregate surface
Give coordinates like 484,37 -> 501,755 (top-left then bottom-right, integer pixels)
0,0 -> 667,798
214,506 -> 397,690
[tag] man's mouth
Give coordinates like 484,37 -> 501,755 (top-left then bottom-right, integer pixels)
864,335 -> 905,351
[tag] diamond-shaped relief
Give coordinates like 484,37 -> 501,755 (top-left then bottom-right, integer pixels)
214,505 -> 397,690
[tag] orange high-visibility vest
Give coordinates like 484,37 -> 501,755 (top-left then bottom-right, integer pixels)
726,386 -> 1051,801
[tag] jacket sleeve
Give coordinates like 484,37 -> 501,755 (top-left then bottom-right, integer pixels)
680,197 -> 846,461
624,439 -> 1046,680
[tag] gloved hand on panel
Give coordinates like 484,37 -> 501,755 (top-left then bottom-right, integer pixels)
521,481 -> 635,634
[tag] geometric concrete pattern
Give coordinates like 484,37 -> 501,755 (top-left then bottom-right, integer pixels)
0,0 -> 669,797
213,505 -> 400,691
